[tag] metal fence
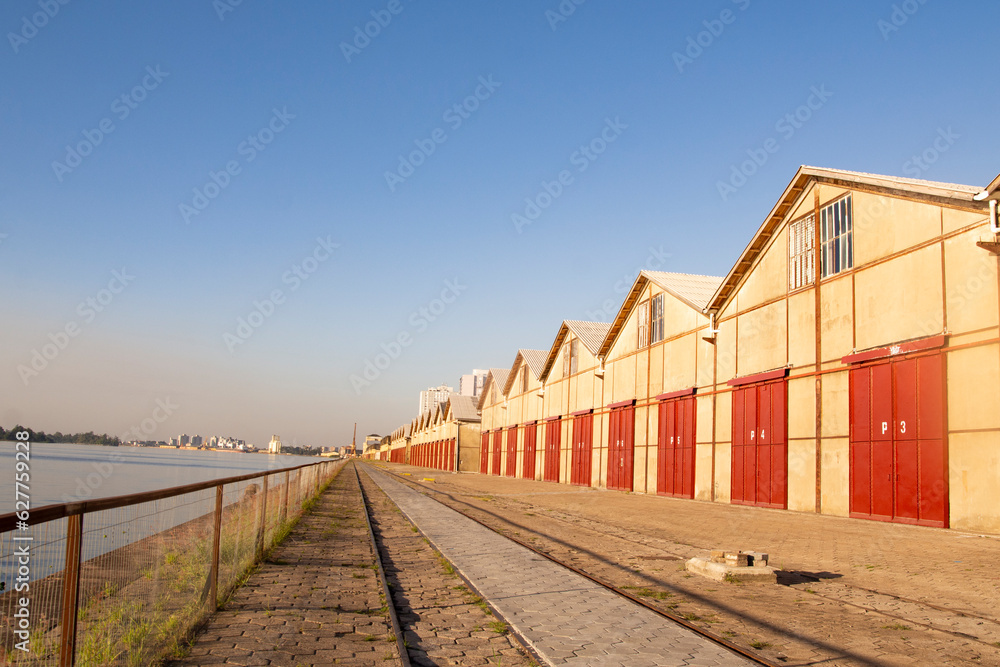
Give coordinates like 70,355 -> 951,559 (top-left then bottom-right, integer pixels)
0,458 -> 344,666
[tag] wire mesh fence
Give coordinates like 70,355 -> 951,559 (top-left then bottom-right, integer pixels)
0,459 -> 343,666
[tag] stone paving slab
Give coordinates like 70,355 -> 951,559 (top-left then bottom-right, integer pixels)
365,468 -> 754,667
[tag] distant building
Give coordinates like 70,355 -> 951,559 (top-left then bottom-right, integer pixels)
363,434 -> 381,452
419,384 -> 454,415
179,434 -> 190,446
191,435 -> 203,447
459,370 -> 488,398
169,437 -> 179,447
268,435 -> 282,454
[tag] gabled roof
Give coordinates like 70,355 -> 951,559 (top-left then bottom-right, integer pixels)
705,166 -> 986,315
975,173 -> 1000,201
476,367 -> 511,411
598,271 -> 720,359
502,349 -> 548,396
447,393 -> 481,422
539,320 -> 612,383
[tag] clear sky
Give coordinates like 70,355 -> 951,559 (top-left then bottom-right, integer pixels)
2,1 -> 997,448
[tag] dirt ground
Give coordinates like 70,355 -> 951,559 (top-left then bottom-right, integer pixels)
367,462 -> 1000,667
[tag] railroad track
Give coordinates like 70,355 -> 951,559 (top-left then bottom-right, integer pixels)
351,463 -> 412,667
365,463 -> 780,667
371,464 -> 1000,665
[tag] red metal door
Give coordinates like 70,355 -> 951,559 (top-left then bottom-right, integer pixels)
491,430 -> 503,475
570,413 -> 593,486
523,423 -> 537,480
850,352 -> 946,527
657,395 -> 696,498
505,426 -> 518,477
543,419 -> 561,482
607,405 -> 634,491
480,432 -> 490,474
731,378 -> 787,508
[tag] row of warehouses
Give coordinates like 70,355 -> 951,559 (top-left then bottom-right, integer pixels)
369,166 -> 1000,534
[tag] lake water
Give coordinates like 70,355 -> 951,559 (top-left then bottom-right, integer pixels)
0,442 -> 330,587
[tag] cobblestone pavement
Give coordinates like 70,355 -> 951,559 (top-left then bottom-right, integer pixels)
172,465 -> 403,667
365,466 -> 756,667
357,468 -> 534,666
370,463 -> 1000,666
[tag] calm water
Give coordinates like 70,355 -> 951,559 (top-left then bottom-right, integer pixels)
0,443 -> 327,586
0,442 -> 320,507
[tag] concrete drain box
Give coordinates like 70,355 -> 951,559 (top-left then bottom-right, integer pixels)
686,549 -> 777,583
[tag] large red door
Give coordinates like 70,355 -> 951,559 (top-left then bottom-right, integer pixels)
491,430 -> 503,475
479,432 -> 490,474
505,426 -> 518,477
607,404 -> 635,491
570,412 -> 594,486
543,418 -> 561,482
523,422 -> 537,480
849,352 -> 946,527
657,394 -> 696,498
731,377 -> 788,508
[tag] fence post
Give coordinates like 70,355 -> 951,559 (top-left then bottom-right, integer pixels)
209,485 -> 223,609
280,471 -> 290,526
256,475 -> 269,559
59,513 -> 83,667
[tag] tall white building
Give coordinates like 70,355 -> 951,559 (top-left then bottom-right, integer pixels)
459,370 -> 488,398
419,384 -> 453,416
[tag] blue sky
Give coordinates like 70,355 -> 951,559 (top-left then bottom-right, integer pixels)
1,1 -> 997,448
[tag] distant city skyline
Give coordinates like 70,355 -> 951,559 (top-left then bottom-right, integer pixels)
2,2 -> 998,447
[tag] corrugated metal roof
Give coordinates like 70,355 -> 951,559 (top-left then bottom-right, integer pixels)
502,349 -> 548,396
476,367 -> 511,411
643,271 -> 724,311
802,166 -> 980,196
564,321 -> 612,356
538,321 -> 612,383
448,393 -> 481,422
519,349 -> 548,379
596,271 -> 716,359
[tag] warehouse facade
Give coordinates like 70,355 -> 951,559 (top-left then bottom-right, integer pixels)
392,166 -> 1000,533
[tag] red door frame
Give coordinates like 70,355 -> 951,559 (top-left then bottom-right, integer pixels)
570,411 -> 594,487
543,417 -> 561,482
847,345 -> 947,528
607,401 -> 635,491
523,422 -> 538,480
657,390 -> 697,498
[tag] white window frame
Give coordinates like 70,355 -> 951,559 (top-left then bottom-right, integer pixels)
820,195 -> 853,279
650,294 -> 664,344
637,300 -> 649,348
788,214 -> 815,290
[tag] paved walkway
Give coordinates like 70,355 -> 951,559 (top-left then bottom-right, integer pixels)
173,466 -> 403,667
365,468 -> 754,667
